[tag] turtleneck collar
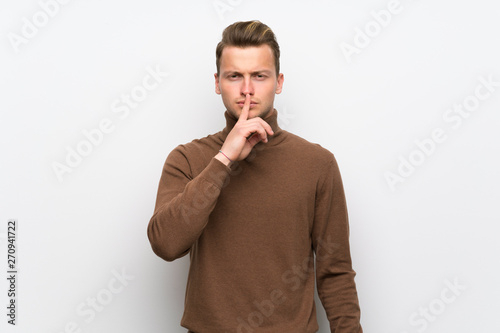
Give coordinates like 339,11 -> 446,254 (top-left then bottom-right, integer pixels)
220,108 -> 283,145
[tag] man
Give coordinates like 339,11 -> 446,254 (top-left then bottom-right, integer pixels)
147,20 -> 363,333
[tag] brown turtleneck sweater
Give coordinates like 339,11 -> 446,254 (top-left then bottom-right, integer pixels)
147,109 -> 362,333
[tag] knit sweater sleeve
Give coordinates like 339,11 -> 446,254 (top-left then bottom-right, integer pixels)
311,154 -> 362,333
147,145 -> 231,262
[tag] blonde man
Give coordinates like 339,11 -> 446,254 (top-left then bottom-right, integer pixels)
148,20 -> 363,333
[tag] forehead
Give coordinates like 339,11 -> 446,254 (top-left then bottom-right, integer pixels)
219,45 -> 275,73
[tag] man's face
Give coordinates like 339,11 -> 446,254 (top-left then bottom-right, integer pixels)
215,45 -> 284,119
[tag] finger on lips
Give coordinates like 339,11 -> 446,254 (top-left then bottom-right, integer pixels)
237,94 -> 273,142
238,94 -> 251,122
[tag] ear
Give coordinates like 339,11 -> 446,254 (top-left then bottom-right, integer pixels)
275,73 -> 284,94
214,73 -> 221,95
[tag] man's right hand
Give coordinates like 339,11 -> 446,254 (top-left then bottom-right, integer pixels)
215,94 -> 274,166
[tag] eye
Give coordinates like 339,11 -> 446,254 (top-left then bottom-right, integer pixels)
254,73 -> 267,80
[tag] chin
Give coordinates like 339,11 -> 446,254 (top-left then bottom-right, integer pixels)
254,108 -> 272,119
245,109 -> 263,119
227,109 -> 239,119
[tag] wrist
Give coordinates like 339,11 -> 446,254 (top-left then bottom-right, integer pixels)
215,151 -> 233,167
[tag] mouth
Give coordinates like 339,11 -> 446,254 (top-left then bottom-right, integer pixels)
237,101 -> 258,108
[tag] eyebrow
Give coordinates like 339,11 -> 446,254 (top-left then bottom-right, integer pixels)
252,70 -> 272,75
223,70 -> 273,76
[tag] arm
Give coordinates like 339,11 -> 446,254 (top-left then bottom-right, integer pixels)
312,155 -> 363,333
147,148 -> 231,261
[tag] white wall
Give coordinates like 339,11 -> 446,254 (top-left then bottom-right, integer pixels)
1,0 -> 499,332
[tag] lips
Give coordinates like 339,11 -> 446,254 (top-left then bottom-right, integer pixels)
237,99 -> 257,103
237,101 -> 258,107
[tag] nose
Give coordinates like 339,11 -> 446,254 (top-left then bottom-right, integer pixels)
241,76 -> 254,96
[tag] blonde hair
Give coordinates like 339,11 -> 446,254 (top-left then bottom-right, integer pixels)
216,20 -> 280,77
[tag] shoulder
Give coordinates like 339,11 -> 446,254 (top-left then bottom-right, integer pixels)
166,130 -> 223,173
281,130 -> 337,167
171,129 -> 221,154
282,132 -> 346,191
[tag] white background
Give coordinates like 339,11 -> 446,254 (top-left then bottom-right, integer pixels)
1,0 -> 499,332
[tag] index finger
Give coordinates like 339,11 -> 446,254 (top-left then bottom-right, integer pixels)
237,94 -> 251,122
